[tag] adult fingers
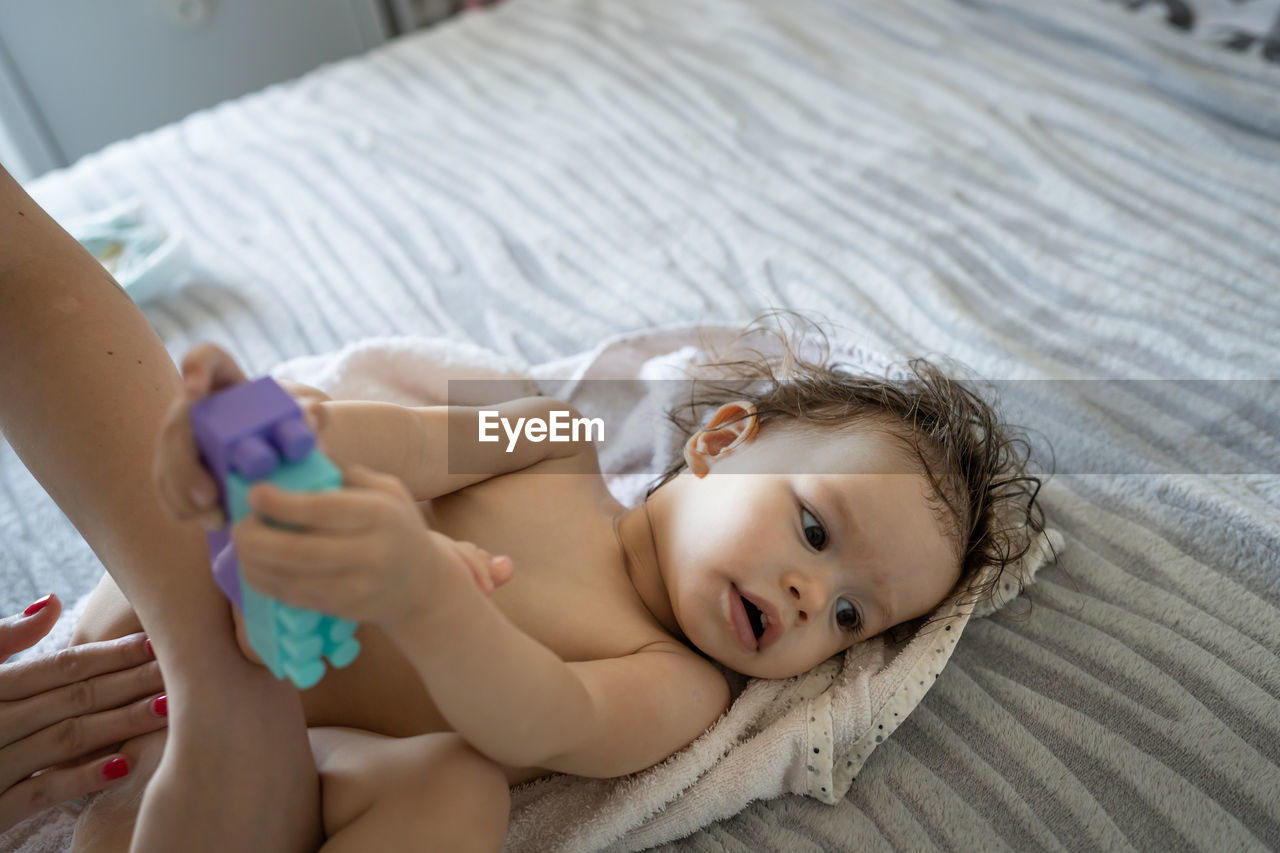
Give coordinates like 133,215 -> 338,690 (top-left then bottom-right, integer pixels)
0,594 -> 61,663
0,632 -> 152,702
0,692 -> 167,796
0,655 -> 163,744
0,752 -> 134,833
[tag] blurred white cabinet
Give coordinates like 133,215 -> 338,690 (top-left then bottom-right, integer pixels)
0,0 -> 397,179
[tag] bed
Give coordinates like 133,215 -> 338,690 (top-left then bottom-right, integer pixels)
2,0 -> 1278,849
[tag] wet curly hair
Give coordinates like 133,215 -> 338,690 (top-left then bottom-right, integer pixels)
646,314 -> 1050,638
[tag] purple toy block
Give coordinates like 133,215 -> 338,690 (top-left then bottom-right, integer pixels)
273,418 -> 315,462
189,377 -> 315,486
210,533 -> 242,608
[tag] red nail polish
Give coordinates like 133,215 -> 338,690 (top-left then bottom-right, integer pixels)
102,756 -> 130,780
23,594 -> 52,617
151,694 -> 168,717
145,638 -> 153,657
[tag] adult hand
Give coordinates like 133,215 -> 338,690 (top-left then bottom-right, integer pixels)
0,594 -> 168,832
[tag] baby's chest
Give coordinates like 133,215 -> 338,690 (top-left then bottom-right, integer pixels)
426,473 -> 665,661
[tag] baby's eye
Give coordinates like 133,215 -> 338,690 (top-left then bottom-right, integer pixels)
800,508 -> 827,551
836,599 -> 861,633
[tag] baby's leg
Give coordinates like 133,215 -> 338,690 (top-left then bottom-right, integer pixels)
311,729 -> 510,853
0,168 -> 319,852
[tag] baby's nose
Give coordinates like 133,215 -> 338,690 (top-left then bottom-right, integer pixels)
788,585 -> 809,623
785,574 -> 829,624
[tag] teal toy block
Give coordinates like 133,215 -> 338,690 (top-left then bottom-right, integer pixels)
225,449 -> 362,689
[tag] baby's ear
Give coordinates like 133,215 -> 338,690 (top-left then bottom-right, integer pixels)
683,401 -> 759,477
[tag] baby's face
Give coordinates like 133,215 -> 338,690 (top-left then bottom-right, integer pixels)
654,425 -> 960,679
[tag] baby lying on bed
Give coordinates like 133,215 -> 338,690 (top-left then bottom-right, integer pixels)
69,320 -> 1042,851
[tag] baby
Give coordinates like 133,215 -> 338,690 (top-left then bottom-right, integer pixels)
67,323 -> 1043,851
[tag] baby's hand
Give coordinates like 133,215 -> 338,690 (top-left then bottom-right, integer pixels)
153,343 -> 330,530
231,465 -> 513,627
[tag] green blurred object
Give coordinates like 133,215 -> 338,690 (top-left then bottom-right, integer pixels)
68,199 -> 191,303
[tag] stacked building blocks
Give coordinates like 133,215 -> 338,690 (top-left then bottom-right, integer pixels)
189,377 -> 361,689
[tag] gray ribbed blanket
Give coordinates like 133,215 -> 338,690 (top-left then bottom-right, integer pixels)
1,0 -> 1276,849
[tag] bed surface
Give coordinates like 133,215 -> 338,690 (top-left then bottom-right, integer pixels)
2,0 -> 1278,849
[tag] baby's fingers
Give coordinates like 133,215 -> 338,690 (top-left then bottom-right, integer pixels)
340,464 -> 412,501
154,344 -> 251,528
450,540 -> 514,595
489,554 -> 515,588
179,343 -> 248,401
245,484 -> 372,534
153,398 -> 223,529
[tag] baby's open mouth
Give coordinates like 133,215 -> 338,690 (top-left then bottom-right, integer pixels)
741,595 -> 768,640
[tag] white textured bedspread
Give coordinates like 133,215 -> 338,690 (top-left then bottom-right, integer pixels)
2,0 -> 1277,849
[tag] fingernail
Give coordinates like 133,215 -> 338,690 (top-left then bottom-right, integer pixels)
151,694 -> 168,717
102,756 -> 130,780
23,594 -> 52,617
144,637 -> 153,657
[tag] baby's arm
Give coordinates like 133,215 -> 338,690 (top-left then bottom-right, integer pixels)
234,469 -> 731,778
321,397 -> 599,500
391,582 -> 733,776
160,343 -> 586,522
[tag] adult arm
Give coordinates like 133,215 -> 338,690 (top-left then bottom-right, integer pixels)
0,166 -> 320,852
